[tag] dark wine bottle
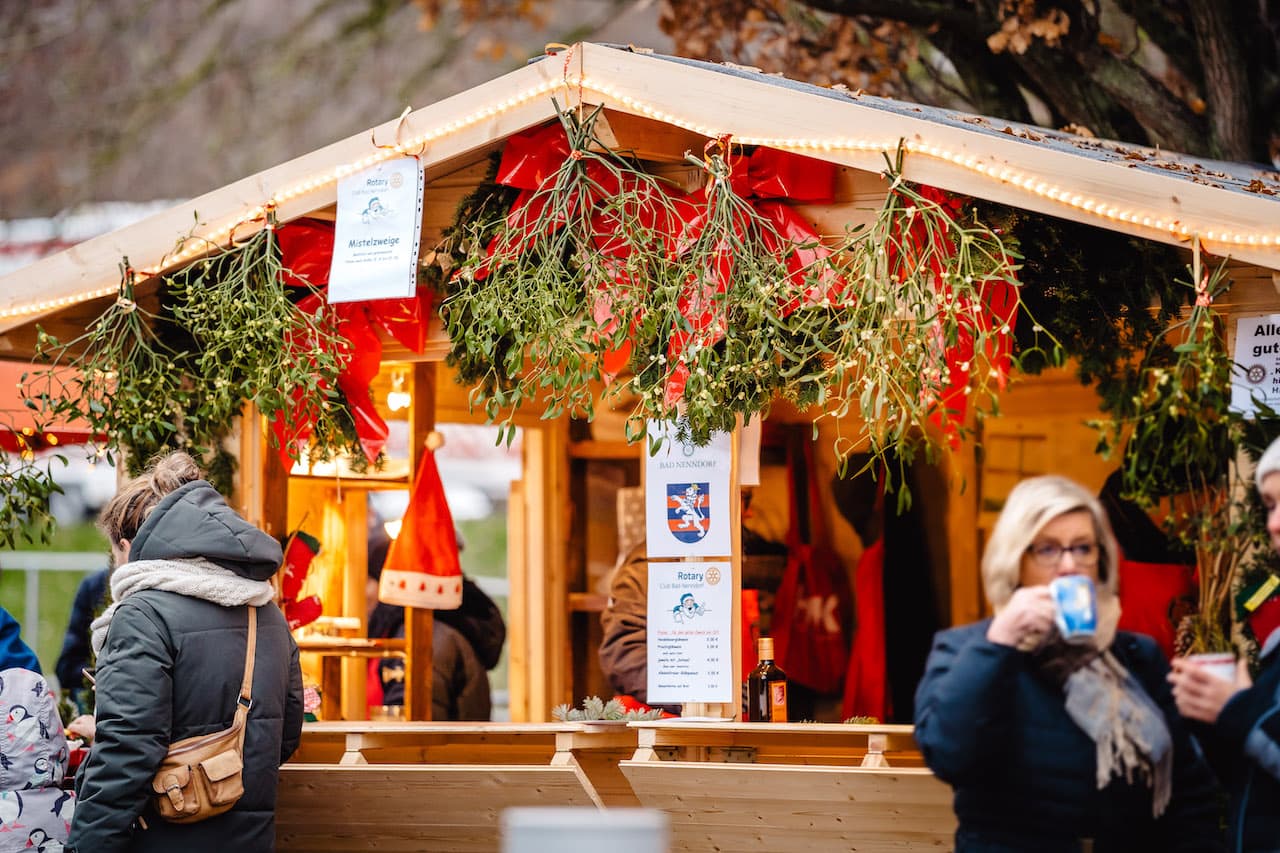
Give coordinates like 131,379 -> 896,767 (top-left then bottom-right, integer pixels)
746,636 -> 788,722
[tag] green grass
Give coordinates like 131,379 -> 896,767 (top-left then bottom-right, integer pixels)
457,512 -> 510,709
1,521 -> 107,679
457,513 -> 507,579
10,520 -> 108,552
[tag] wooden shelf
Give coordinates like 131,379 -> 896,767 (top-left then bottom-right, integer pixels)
287,473 -> 410,490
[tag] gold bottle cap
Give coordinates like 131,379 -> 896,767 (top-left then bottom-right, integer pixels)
758,636 -> 774,659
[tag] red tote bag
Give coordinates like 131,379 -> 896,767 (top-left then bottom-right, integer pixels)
772,440 -> 852,694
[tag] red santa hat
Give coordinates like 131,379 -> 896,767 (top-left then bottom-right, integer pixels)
377,445 -> 463,610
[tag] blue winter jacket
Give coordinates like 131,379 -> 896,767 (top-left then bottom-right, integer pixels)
914,620 -> 1224,852
0,606 -> 39,673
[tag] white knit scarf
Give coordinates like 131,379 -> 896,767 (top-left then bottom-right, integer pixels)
90,557 -> 275,656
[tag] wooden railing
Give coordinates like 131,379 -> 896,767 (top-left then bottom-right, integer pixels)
277,720 -> 957,852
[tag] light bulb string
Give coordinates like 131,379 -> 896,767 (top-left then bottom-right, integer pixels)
3,74 -> 1278,323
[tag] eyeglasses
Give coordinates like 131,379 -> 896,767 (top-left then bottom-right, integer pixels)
1026,542 -> 1099,567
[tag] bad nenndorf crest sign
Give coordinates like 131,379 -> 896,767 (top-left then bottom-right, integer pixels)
645,420 -> 731,558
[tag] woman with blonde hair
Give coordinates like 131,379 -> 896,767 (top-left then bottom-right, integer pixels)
914,474 -> 1222,851
68,452 -> 302,853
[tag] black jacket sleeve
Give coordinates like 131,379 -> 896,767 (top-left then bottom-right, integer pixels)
280,634 -> 303,764
68,602 -> 174,853
1211,670 -> 1280,777
1119,634 -> 1225,852
913,623 -> 1020,786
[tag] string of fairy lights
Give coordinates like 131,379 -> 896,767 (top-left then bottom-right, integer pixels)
2,65 -> 1278,325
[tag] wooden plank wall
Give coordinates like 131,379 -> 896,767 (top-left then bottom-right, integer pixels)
621,761 -> 955,852
276,764 -> 599,852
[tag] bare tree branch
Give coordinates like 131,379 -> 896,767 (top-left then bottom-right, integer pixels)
798,0 -> 981,36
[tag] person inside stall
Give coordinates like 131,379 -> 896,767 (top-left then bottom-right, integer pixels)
597,484 -> 789,716
1099,469 -> 1197,659
366,529 -> 506,721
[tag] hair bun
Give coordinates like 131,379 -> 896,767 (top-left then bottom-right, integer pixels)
149,451 -> 203,494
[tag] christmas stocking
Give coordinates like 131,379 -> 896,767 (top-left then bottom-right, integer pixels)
378,446 -> 464,610
280,530 -> 324,630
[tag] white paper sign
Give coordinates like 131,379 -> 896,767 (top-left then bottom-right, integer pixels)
1231,313 -> 1280,417
646,560 -> 734,704
328,156 -> 424,303
645,419 -> 733,558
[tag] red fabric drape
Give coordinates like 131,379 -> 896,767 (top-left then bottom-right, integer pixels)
772,440 -> 852,694
1115,555 -> 1196,660
841,538 -> 891,721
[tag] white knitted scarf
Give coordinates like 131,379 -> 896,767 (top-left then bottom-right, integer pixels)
90,557 -> 275,656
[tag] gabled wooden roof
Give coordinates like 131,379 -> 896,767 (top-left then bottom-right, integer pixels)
2,42 -> 1278,356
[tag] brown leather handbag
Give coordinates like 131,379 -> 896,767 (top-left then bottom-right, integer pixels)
150,606 -> 256,824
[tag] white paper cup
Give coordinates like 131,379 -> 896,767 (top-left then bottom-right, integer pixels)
1188,652 -> 1236,683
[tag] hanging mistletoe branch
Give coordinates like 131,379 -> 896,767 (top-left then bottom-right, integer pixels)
29,259 -> 194,473
26,223 -> 353,495
443,111 -> 1059,497
1092,244 -> 1260,653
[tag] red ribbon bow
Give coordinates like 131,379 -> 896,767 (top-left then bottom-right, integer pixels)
273,218 -> 433,473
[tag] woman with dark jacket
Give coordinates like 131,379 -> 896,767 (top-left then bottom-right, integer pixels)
68,452 -> 303,853
1170,436 -> 1280,852
914,475 -> 1223,852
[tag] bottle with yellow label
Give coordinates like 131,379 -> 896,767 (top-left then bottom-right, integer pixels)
746,636 -> 788,722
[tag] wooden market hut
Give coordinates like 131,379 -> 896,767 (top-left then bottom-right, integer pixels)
3,41 -> 1280,851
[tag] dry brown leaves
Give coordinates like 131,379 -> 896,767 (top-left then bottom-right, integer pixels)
986,0 -> 1069,55
659,0 -> 916,97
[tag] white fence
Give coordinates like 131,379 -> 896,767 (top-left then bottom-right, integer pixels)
0,552 -> 104,646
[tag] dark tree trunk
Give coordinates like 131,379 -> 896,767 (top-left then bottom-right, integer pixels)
792,0 -> 1274,161
1187,0 -> 1251,159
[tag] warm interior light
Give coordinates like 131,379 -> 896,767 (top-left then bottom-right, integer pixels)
387,370 -> 411,412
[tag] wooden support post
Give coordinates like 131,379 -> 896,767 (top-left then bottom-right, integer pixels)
404,362 -> 437,721
947,438 -> 981,627
507,479 -> 530,722
236,403 -> 288,541
342,495 -> 369,721
519,422 -> 570,720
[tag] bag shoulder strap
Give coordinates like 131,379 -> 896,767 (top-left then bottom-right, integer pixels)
233,607 -> 257,737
